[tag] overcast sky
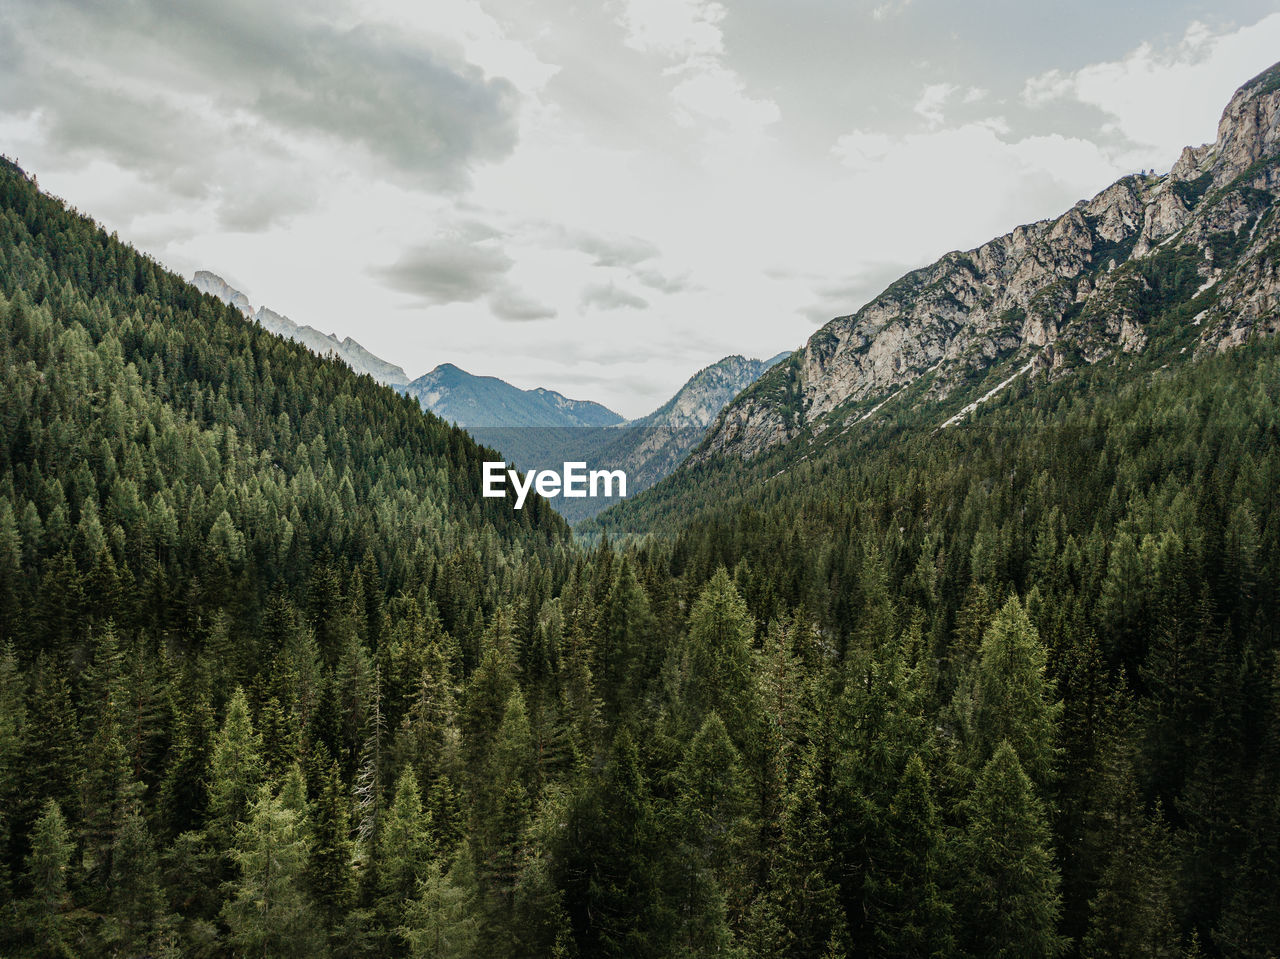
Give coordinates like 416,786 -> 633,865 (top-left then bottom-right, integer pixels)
3,0 -> 1280,417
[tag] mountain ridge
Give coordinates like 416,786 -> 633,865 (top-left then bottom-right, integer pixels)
693,60 -> 1280,464
192,270 -> 411,387
447,351 -> 790,522
403,362 -> 624,429
632,352 -> 791,430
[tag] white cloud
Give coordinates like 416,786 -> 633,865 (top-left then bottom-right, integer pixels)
1022,13 -> 1280,169
617,0 -> 778,141
618,0 -> 726,59
871,0 -> 912,21
912,83 -> 988,127
669,59 -> 781,135
913,82 -> 958,127
831,119 -> 1121,262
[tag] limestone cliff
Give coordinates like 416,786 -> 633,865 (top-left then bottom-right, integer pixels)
697,62 -> 1280,461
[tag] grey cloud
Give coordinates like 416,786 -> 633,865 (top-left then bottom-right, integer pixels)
456,220 -> 507,242
801,263 -> 919,322
0,62 -> 321,232
560,228 -> 695,297
250,21 -> 518,186
216,174 -> 319,232
375,239 -> 514,304
635,267 -> 697,294
0,65 -> 207,195
571,231 -> 661,267
490,286 -> 557,322
1,0 -> 519,200
580,282 -> 649,311
545,225 -> 698,300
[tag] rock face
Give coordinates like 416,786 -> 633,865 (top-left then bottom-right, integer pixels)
192,272 -> 410,387
697,61 -> 1280,462
582,351 -> 793,498
404,363 -> 624,429
192,271 -> 253,316
634,352 -> 791,431
431,352 -> 788,523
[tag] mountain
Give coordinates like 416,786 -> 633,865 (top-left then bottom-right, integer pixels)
192,270 -> 410,387
190,269 -> 253,315
695,62 -> 1280,464
6,61 -> 1280,957
403,362 -> 624,428
631,352 -> 791,430
559,351 -> 792,515
456,351 -> 789,522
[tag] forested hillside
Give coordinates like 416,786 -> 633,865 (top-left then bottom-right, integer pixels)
2,146 -> 1279,959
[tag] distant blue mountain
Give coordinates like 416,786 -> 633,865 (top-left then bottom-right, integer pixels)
402,363 -> 624,428
410,352 -> 793,523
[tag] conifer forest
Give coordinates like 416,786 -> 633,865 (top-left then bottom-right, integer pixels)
1,137 -> 1279,957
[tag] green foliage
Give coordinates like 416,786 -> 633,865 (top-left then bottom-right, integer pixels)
2,147 -> 1280,956
1171,172 -> 1213,207
954,742 -> 1068,958
20,800 -> 76,958
869,754 -> 954,958
952,595 -> 1061,790
206,686 -> 263,850
672,568 -> 757,738
378,767 -> 434,939
221,783 -> 322,958
400,857 -> 481,959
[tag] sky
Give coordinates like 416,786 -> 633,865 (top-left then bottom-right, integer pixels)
2,1 -> 1280,418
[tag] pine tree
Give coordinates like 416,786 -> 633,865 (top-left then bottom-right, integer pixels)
953,741 -> 1067,958
0,641 -> 24,900
400,855 -> 481,959
426,772 -> 465,863
222,783 -> 323,958
206,686 -> 263,851
597,558 -> 656,716
559,728 -> 664,958
869,754 -> 953,958
473,691 -> 537,951
669,712 -> 750,956
378,767 -> 434,937
22,657 -> 79,829
0,499 -> 22,634
745,746 -> 847,959
393,634 -> 458,790
105,808 -> 171,955
675,568 -> 757,740
354,666 -> 387,884
21,800 -> 76,958
1081,795 -> 1178,959
308,752 -> 357,931
332,621 -> 375,774
1213,663 -> 1280,958
156,671 -> 215,837
76,704 -> 144,896
953,596 -> 1060,791
459,643 -> 517,779
513,788 -> 578,959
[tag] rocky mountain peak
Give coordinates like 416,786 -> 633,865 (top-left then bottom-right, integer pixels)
695,61 -> 1280,464
1171,62 -> 1280,187
191,271 -> 409,387
192,270 -> 253,316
